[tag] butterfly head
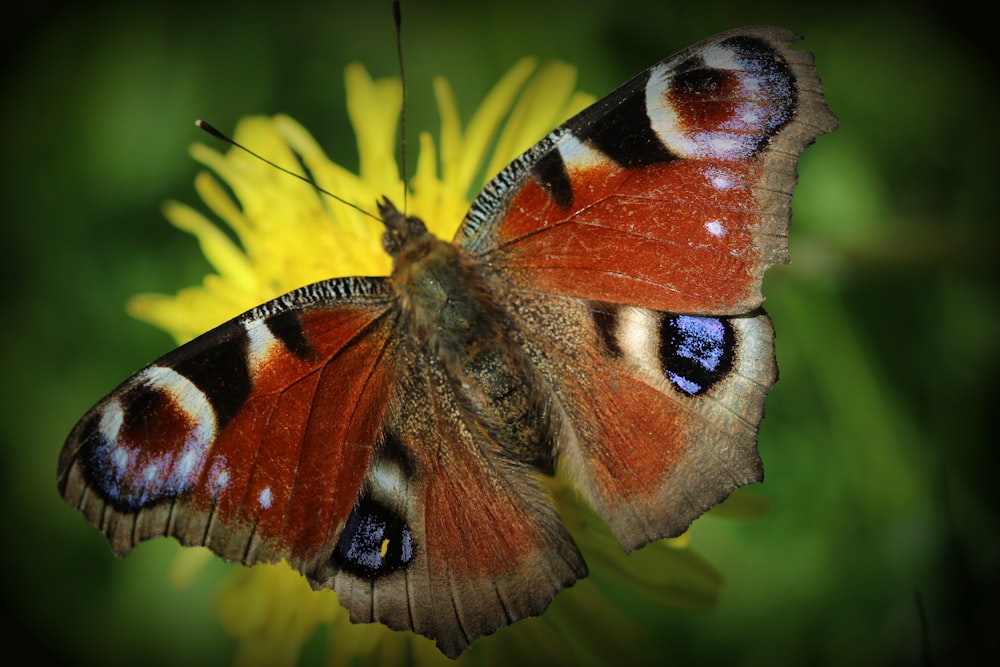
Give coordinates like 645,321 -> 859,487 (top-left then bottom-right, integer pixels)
378,197 -> 431,259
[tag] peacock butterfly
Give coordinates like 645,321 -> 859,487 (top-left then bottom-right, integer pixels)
58,25 -> 836,657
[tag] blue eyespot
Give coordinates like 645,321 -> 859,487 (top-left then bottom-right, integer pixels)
659,315 -> 735,395
333,497 -> 414,578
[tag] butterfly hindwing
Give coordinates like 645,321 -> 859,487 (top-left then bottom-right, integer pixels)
501,289 -> 775,550
322,348 -> 585,658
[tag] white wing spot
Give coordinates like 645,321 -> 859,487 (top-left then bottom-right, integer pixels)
707,133 -> 742,156
743,76 -> 763,93
702,44 -> 741,70
111,444 -> 129,470
177,449 -> 198,478
259,487 -> 273,509
368,458 -> 406,502
741,108 -> 761,125
705,220 -> 727,237
703,166 -> 740,191
645,63 -> 690,156
244,320 -> 280,376
617,307 -> 661,370
558,133 -> 614,175
207,458 -> 230,499
98,398 -> 125,446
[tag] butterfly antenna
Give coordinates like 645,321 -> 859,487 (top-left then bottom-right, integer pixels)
195,120 -> 381,223
393,0 -> 409,213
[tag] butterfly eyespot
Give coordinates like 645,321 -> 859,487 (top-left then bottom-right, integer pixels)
658,315 -> 736,396
79,366 -> 218,510
332,496 -> 415,578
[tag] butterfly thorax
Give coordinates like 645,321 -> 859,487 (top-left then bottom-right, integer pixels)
380,199 -> 554,469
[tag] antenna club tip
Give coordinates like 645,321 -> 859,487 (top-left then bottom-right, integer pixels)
195,120 -> 228,141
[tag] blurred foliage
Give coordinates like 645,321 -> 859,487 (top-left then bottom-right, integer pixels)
3,0 -> 996,664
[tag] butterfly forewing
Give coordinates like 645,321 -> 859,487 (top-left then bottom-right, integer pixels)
458,26 -> 837,314
58,277 -> 396,566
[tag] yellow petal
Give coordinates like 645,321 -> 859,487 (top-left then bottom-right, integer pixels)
445,57 -> 538,198
485,60 -> 579,179
346,63 -> 403,199
162,199 -> 256,290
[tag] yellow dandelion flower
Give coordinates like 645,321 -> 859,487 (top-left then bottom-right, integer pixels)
128,59 -> 762,665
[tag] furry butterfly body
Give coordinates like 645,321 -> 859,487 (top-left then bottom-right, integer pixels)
58,26 -> 836,657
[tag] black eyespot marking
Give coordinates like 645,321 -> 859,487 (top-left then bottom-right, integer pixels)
674,54 -> 705,74
568,70 -> 679,169
722,35 -> 791,79
659,315 -> 736,395
265,311 -> 314,361
168,329 -> 252,429
532,149 -> 574,210
673,66 -> 728,97
590,305 -> 622,358
332,496 -> 415,578
119,382 -> 168,436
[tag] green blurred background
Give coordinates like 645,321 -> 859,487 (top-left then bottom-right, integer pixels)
3,0 -> 996,664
